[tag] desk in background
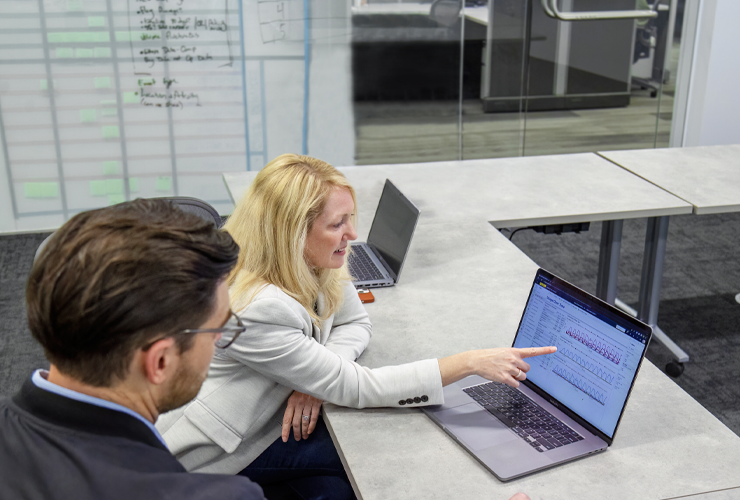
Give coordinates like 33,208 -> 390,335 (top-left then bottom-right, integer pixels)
350,1 -> 638,112
598,145 -> 740,375
225,152 -> 692,306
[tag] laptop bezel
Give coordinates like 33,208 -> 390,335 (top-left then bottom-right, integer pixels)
512,268 -> 653,446
364,179 -> 420,284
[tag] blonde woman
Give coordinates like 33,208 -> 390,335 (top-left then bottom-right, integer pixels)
156,154 -> 554,500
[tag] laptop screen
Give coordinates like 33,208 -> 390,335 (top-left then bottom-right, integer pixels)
366,180 -> 420,280
513,270 -> 651,440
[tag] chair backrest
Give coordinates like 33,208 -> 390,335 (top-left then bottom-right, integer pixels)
164,196 -> 222,228
34,196 -> 222,263
430,0 -> 462,27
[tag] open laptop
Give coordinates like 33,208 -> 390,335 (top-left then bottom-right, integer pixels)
423,268 -> 652,481
348,179 -> 420,288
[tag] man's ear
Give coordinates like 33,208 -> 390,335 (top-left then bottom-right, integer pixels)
141,337 -> 178,386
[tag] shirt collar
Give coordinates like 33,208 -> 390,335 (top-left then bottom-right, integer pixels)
32,369 -> 167,447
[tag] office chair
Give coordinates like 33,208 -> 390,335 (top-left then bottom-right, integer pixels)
33,196 -> 223,262
166,196 -> 222,228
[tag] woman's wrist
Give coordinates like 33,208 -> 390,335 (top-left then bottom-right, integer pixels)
438,351 -> 476,387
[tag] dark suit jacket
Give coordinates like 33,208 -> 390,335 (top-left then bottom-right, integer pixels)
0,377 -> 265,500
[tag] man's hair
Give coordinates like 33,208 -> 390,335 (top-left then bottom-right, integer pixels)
222,154 -> 355,323
26,199 -> 239,387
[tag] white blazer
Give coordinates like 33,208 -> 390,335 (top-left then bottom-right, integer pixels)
156,281 -> 444,474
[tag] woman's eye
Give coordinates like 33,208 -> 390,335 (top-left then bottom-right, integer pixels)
334,222 -> 343,229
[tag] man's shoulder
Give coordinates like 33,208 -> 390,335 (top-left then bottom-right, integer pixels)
165,472 -> 265,499
0,398 -> 264,500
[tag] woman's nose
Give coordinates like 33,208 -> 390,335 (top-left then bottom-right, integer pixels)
345,221 -> 357,241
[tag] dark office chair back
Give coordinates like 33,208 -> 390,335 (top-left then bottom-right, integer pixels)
164,196 -> 222,228
33,197 -> 222,262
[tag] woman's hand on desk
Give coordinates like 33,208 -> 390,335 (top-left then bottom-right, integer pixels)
438,346 -> 557,388
282,391 -> 323,442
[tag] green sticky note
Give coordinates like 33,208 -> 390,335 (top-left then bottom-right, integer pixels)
102,161 -> 120,175
24,182 -> 59,198
102,126 -> 119,139
67,0 -> 83,11
101,108 -> 117,117
129,177 -> 139,192
76,48 -> 94,58
107,194 -> 126,205
123,92 -> 139,104
40,79 -> 47,90
49,32 -> 109,43
94,77 -> 111,89
94,47 -> 111,58
56,48 -> 74,59
155,176 -> 172,192
80,109 -> 96,123
100,99 -> 116,106
90,180 -> 106,196
47,33 -> 68,43
105,179 -> 124,194
88,16 -> 105,27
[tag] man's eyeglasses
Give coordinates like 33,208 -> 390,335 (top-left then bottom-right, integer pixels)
181,310 -> 246,349
143,310 -> 246,351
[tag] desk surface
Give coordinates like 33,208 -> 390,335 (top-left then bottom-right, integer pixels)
350,3 -> 489,25
223,154 -> 692,231
599,145 -> 740,215
322,220 -> 740,500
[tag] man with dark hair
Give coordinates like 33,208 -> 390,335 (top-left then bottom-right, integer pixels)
0,199 -> 265,500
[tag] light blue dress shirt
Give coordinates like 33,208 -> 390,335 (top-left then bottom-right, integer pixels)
32,369 -> 167,447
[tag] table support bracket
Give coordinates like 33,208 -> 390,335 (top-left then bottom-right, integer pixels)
638,216 -> 689,364
596,219 -> 623,305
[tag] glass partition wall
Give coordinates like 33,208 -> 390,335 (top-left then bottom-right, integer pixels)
0,0 -> 684,232
355,0 -> 682,163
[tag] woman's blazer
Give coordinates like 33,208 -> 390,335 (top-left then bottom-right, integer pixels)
156,281 -> 444,474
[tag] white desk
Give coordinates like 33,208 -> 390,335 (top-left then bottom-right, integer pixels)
350,3 -> 489,25
598,145 -> 740,372
599,145 -> 740,215
224,153 -> 692,305
322,221 -> 740,500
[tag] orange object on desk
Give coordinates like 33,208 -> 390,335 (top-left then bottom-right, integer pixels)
357,288 -> 375,303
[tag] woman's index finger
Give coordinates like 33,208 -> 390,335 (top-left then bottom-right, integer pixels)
519,346 -> 557,358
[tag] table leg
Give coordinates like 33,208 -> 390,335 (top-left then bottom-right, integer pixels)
638,216 -> 690,364
595,219 -> 623,305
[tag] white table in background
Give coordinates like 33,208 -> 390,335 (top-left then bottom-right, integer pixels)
224,152 -> 692,306
598,145 -> 740,373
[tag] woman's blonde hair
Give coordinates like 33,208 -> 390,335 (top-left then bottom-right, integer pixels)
223,154 -> 356,323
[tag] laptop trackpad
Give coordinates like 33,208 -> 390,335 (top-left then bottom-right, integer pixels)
437,403 -> 518,452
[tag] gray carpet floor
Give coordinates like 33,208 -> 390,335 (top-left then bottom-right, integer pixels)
2,215 -> 739,437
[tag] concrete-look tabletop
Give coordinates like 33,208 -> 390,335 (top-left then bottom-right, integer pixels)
224,153 -> 693,231
599,145 -> 740,215
322,221 -> 740,500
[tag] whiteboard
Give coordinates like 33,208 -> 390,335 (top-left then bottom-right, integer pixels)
0,0 -> 353,232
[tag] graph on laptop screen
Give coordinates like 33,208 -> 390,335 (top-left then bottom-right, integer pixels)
513,274 -> 649,438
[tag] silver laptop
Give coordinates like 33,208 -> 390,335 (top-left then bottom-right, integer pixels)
423,268 -> 652,481
349,179 -> 420,288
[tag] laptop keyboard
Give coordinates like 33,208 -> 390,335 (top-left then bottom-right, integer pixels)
349,246 -> 385,281
463,382 -> 584,453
